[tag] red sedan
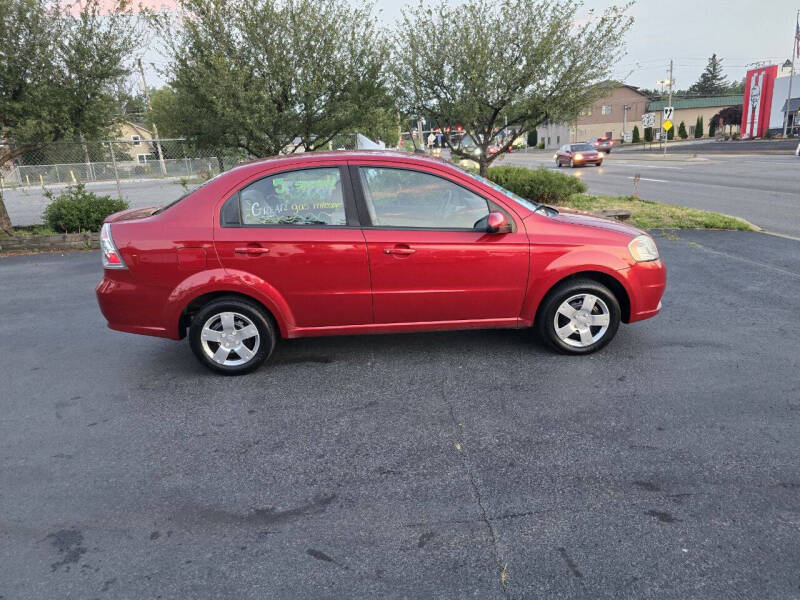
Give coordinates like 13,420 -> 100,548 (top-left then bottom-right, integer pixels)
97,151 -> 665,374
555,143 -> 603,168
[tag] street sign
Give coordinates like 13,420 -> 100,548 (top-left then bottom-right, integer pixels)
623,132 -> 633,143
642,112 -> 656,128
663,120 -> 673,131
663,106 -> 674,121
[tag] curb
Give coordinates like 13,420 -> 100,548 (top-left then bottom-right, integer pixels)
0,231 -> 100,254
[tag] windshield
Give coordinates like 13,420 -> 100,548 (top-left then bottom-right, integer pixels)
460,169 -> 539,211
571,144 -> 594,151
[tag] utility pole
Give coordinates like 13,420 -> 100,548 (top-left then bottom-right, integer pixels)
664,59 -> 673,156
137,59 -> 167,176
623,105 -> 630,142
782,10 -> 799,138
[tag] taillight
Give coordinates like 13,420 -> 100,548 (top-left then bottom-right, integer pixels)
101,223 -> 127,269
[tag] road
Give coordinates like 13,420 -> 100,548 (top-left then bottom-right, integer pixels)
499,152 -> 800,237
2,230 -> 799,599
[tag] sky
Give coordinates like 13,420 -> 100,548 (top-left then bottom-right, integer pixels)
138,0 -> 800,91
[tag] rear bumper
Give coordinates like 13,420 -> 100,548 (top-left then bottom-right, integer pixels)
96,273 -> 175,339
620,259 -> 666,323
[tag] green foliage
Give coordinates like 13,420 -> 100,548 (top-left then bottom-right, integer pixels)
667,125 -> 674,140
155,0 -> 390,156
689,54 -> 729,96
0,0 -> 140,232
708,118 -> 717,138
393,0 -> 633,174
695,116 -> 704,138
42,184 -> 128,233
678,121 -> 688,139
487,166 -> 587,206
632,125 -> 640,143
527,130 -> 538,147
537,141 -> 545,149
644,127 -> 653,142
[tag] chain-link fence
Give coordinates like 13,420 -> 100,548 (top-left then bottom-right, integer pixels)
0,139 -> 246,190
0,134 -> 377,191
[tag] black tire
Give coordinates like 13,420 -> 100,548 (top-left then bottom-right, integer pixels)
569,158 -> 575,168
556,159 -> 562,168
596,160 -> 603,167
189,297 -> 276,374
536,279 -> 621,355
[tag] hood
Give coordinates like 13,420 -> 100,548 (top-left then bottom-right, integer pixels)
104,206 -> 160,223
543,209 -> 644,237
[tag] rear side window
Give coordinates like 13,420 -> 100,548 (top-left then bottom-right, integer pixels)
239,167 -> 346,226
358,167 -> 489,229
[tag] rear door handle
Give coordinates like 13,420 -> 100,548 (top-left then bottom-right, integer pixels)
383,246 -> 415,256
234,247 -> 270,255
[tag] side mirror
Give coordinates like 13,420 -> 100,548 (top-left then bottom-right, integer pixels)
486,211 -> 510,234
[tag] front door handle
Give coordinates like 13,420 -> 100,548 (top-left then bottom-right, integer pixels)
383,246 -> 416,256
234,247 -> 270,256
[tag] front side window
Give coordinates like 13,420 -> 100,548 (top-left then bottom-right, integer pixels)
239,167 -> 345,226
359,167 -> 489,229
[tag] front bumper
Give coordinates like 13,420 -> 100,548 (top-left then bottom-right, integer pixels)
620,259 -> 666,323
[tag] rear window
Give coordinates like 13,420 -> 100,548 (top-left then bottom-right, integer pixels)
154,172 -> 224,214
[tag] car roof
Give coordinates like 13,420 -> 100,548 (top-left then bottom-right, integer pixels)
226,150 -> 453,178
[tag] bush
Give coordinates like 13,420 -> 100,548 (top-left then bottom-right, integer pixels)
708,119 -> 717,138
537,141 -> 545,149
632,125 -> 640,143
667,125 -> 674,140
644,127 -> 653,142
678,121 -> 688,139
486,165 -> 587,206
695,116 -> 703,138
43,184 -> 128,233
527,130 -> 538,147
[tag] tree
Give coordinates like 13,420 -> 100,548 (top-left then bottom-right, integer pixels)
689,54 -> 729,96
392,0 -> 633,176
154,0 -> 390,157
695,116 -> 704,138
713,105 -> 743,135
667,124 -> 674,140
632,125 -> 640,143
678,121 -> 688,139
644,127 -> 653,142
0,0 -> 139,235
708,118 -> 717,138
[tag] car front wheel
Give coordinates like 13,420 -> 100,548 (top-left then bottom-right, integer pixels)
537,279 -> 621,354
569,158 -> 575,168
189,297 -> 276,374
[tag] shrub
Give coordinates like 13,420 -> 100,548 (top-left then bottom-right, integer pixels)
644,127 -> 653,142
632,125 -> 640,143
527,130 -> 538,147
486,165 -> 587,206
667,125 -> 674,140
43,184 -> 128,233
695,116 -> 703,138
678,121 -> 688,139
537,141 -> 545,149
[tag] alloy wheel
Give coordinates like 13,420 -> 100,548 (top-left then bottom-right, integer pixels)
200,311 -> 261,366
553,293 -> 611,348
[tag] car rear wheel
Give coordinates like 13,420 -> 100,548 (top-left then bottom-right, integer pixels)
189,297 -> 276,374
537,279 -> 621,354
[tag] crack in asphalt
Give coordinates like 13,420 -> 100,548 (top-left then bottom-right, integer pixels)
440,380 -> 509,598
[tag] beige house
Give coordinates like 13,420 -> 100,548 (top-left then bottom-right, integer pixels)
572,84 -> 651,142
114,121 -> 159,163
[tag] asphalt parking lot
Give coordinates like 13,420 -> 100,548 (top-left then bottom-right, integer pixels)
2,230 -> 800,599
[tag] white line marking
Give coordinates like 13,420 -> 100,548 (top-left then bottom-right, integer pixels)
611,162 -> 683,170
627,176 -> 669,183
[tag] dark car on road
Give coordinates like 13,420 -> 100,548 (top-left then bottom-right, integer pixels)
588,136 -> 614,153
554,143 -> 603,168
97,151 -> 665,374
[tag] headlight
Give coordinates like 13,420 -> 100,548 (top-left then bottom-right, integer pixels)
575,153 -> 583,160
628,235 -> 660,262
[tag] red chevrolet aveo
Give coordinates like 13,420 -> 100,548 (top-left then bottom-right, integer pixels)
96,151 -> 665,374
